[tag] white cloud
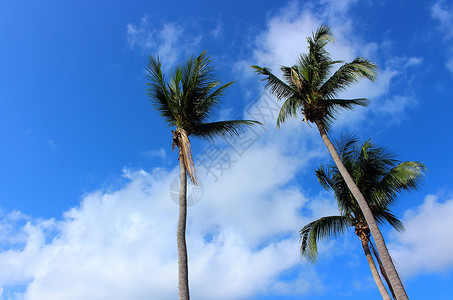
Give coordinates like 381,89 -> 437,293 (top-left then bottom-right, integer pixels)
141,148 -> 167,161
432,0 -> 453,38
209,23 -> 223,39
390,194 -> 453,277
126,16 -> 201,68
46,140 -> 57,148
431,0 -> 453,74
0,117 -> 333,299
445,58 -> 453,74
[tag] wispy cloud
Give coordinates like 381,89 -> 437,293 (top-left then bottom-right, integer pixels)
431,0 -> 453,73
126,16 -> 201,68
432,0 -> 453,38
140,148 -> 167,161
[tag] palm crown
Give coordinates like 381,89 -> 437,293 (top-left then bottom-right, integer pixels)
252,25 -> 378,131
147,51 -> 259,183
300,136 -> 426,262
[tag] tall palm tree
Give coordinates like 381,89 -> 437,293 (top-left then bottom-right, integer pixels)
252,25 -> 410,299
300,136 -> 426,299
147,51 -> 259,300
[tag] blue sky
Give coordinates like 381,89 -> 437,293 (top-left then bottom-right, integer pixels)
1,0 -> 453,299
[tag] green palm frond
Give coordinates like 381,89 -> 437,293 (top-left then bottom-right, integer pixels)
320,58 -> 377,99
276,96 -> 302,128
305,25 -> 335,86
251,65 -> 294,100
311,25 -> 335,46
315,164 -> 335,191
181,52 -> 217,121
373,209 -> 405,232
334,133 -> 359,161
326,98 -> 369,111
192,81 -> 235,123
146,56 -> 176,125
318,98 -> 369,131
190,120 -> 261,140
373,161 -> 426,206
300,215 -> 350,263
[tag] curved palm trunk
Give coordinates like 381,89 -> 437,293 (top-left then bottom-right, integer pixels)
177,147 -> 190,300
316,121 -> 408,300
361,239 -> 392,300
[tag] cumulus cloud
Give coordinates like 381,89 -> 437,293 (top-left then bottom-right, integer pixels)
0,115 -> 334,300
390,195 -> 453,277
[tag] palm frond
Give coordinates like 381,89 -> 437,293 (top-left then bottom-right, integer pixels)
327,98 -> 369,110
373,209 -> 405,232
315,164 -> 334,191
320,98 -> 369,131
312,25 -> 335,46
300,215 -> 350,263
320,57 -> 378,99
146,56 -> 176,125
333,133 -> 359,161
276,96 -> 302,128
190,120 -> 261,140
373,161 -> 426,206
305,25 -> 335,86
252,65 -> 294,100
192,81 -> 235,123
181,52 -> 219,125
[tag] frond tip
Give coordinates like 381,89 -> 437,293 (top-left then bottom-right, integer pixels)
300,216 -> 350,263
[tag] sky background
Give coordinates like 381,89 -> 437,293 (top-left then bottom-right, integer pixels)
0,0 -> 453,299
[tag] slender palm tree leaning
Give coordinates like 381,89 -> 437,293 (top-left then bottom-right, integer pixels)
146,51 -> 260,300
300,136 -> 426,300
252,25 -> 409,300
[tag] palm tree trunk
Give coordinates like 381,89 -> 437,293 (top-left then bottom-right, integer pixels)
371,242 -> 397,299
361,239 -> 392,300
316,121 -> 408,300
177,147 -> 190,300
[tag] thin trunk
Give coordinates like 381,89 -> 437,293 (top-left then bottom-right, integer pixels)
177,147 -> 190,300
361,239 -> 392,300
371,241 -> 397,299
316,121 -> 408,300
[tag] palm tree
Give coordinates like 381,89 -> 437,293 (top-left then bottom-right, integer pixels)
146,51 -> 259,300
300,136 -> 425,299
252,25 -> 410,299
